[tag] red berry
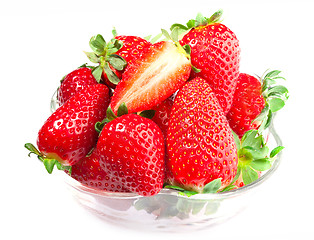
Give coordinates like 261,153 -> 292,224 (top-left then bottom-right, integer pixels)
37,84 -> 109,166
115,35 -> 152,66
71,149 -> 129,192
57,67 -> 98,105
167,77 -> 238,192
227,73 -> 265,138
151,98 -> 173,139
180,23 -> 240,114
97,114 -> 165,196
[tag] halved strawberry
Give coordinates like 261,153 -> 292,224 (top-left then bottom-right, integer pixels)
109,40 -> 192,114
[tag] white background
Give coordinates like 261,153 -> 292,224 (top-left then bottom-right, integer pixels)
1,0 -> 313,239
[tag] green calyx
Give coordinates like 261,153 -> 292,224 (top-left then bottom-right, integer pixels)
228,130 -> 284,187
170,9 -> 223,36
95,103 -> 156,133
24,143 -> 72,175
165,178 -> 222,197
84,32 -> 127,84
254,70 -> 289,134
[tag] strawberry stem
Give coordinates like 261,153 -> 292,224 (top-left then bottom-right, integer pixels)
24,143 -> 72,174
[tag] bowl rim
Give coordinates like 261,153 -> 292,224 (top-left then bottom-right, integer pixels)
62,123 -> 282,201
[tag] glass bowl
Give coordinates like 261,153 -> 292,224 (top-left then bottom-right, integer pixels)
51,90 -> 282,231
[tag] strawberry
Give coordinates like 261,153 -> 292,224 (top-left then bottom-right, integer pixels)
57,66 -> 98,105
96,113 -> 165,196
174,10 -> 240,114
109,39 -> 192,115
85,32 -> 152,89
70,149 -> 129,192
151,98 -> 173,139
102,35 -> 152,88
84,34 -> 127,87
25,84 -> 110,172
166,77 -> 238,192
114,35 -> 152,66
227,70 -> 288,138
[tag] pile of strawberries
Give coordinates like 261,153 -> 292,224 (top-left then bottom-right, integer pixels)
25,10 -> 288,196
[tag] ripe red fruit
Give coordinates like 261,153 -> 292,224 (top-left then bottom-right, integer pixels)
97,114 -> 165,196
114,35 -> 152,66
101,35 -> 152,88
70,149 -> 129,192
227,70 -> 288,138
166,77 -> 238,192
57,67 -> 98,105
151,98 -> 173,139
37,84 -> 109,167
110,41 -> 191,114
227,73 -> 265,137
178,11 -> 240,114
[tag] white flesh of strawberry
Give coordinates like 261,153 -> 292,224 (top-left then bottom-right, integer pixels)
115,42 -> 190,111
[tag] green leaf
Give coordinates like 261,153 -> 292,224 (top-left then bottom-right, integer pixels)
270,146 -> 284,158
117,102 -> 128,117
89,34 -> 106,55
242,165 -> 259,185
161,29 -> 171,40
150,33 -> 164,44
242,145 -> 269,160
207,9 -> 223,23
112,28 -> 117,37
258,109 -> 273,134
103,62 -> 120,85
241,130 -> 260,148
107,54 -> 127,71
84,51 -> 100,64
267,85 -> 288,95
220,184 -> 237,192
264,70 -> 281,79
250,158 -> 272,171
202,178 -> 222,194
182,44 -> 191,55
186,19 -> 196,29
43,158 -> 57,174
164,185 -> 186,191
178,191 -> 198,197
91,65 -> 103,82
164,185 -> 198,197
170,26 -> 179,42
268,98 -> 285,112
195,12 -> 207,26
95,118 -> 110,133
139,110 -> 155,119
231,130 -> 241,151
192,65 -> 201,73
254,104 -> 269,123
25,143 -> 42,157
170,23 -> 189,31
106,106 -> 117,121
